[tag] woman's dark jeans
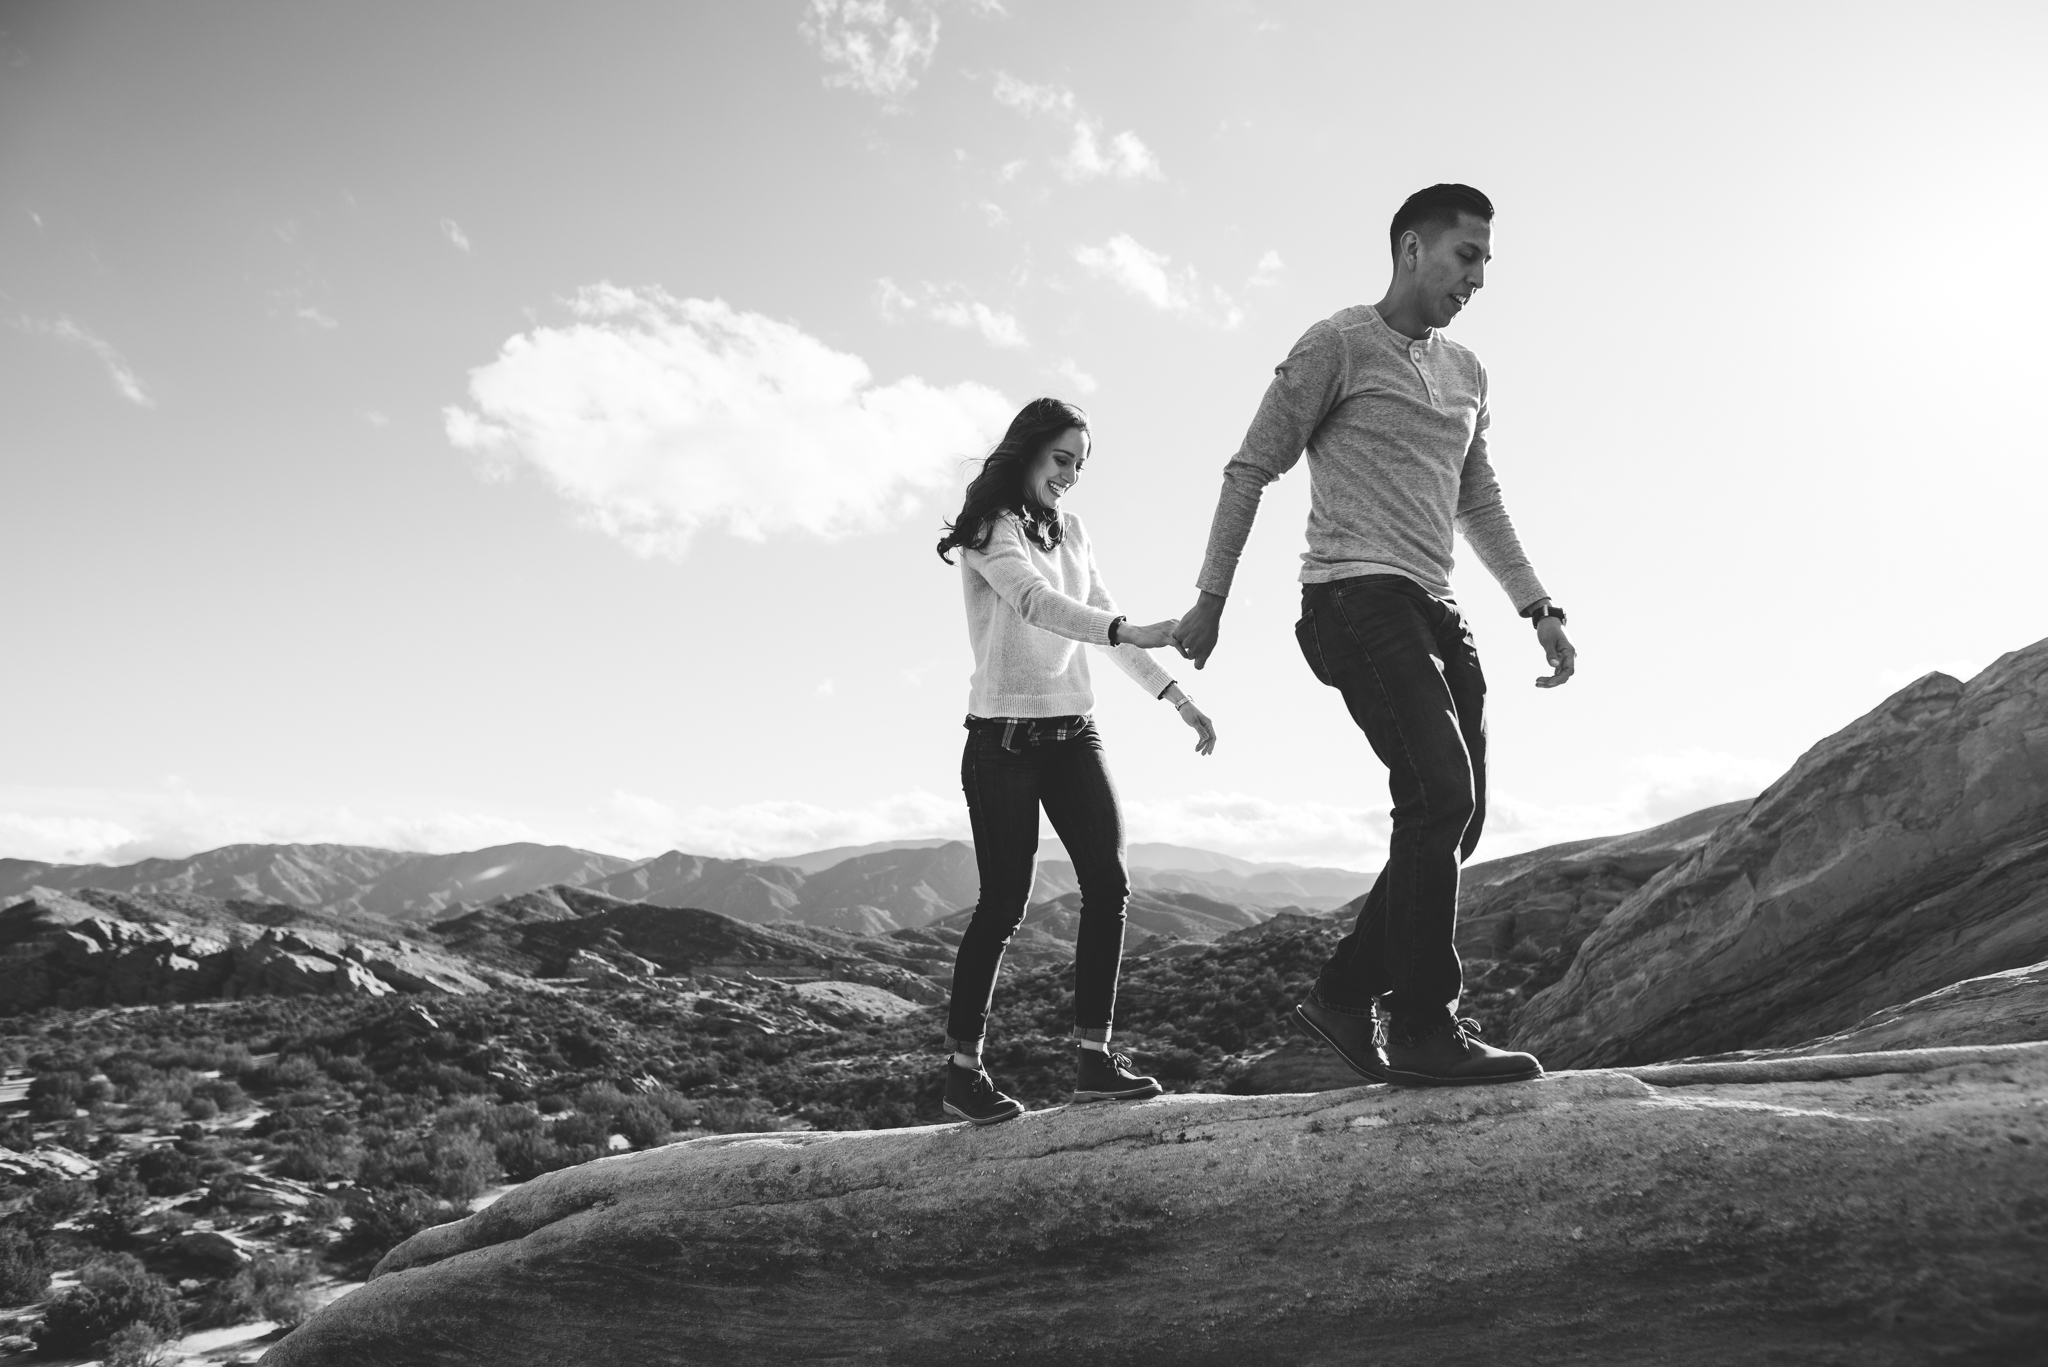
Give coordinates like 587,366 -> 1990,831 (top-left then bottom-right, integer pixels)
1295,574 -> 1487,1038
945,718 -> 1129,1049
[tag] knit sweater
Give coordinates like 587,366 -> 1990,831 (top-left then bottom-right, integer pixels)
1196,303 -> 1548,610
960,510 -> 1174,718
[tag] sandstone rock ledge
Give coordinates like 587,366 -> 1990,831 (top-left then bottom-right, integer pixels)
265,1047 -> 2048,1367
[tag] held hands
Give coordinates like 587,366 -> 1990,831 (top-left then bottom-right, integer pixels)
1117,619 -> 1181,650
1168,591 -> 1226,668
1536,617 -> 1577,688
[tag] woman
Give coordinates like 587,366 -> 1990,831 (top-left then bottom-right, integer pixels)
934,397 -> 1217,1126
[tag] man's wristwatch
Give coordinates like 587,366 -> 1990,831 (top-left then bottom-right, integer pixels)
1107,615 -> 1126,646
1526,603 -> 1567,628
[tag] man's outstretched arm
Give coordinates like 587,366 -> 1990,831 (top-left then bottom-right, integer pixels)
1174,322 -> 1345,668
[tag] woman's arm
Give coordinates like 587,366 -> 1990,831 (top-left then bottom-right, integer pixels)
962,514 -> 1120,645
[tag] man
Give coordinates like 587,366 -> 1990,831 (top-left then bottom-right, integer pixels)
1171,183 -> 1575,1086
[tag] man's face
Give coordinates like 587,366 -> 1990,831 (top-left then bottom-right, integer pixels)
1408,213 -> 1492,329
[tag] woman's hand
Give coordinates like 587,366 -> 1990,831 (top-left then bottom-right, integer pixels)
1177,701 -> 1217,756
1117,618 -> 1180,649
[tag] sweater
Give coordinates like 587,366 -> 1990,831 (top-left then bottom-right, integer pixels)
960,510 -> 1174,718
1196,303 -> 1549,610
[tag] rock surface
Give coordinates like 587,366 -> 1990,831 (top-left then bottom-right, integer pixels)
1688,956 -> 2048,1060
1517,640 -> 2048,1066
263,1045 -> 2048,1367
0,890 -> 489,1014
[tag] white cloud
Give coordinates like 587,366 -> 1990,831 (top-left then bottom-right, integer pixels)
444,284 -> 1012,558
1248,250 -> 1285,288
21,315 -> 153,407
0,785 -> 555,867
1485,748 -> 1783,859
364,409 -> 391,428
1121,792 -> 1389,871
1072,234 -> 1243,328
605,789 -> 967,861
801,0 -> 940,104
1050,358 -> 1098,395
295,305 -> 339,330
1060,124 -> 1160,182
976,200 -> 1008,227
992,72 -> 1162,183
815,678 -> 837,698
875,277 -> 1027,348
441,218 -> 472,252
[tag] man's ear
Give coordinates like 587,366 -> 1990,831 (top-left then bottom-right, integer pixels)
1397,229 -> 1421,272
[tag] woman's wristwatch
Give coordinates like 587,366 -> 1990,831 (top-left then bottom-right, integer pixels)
1107,615 -> 1126,646
1525,602 -> 1567,628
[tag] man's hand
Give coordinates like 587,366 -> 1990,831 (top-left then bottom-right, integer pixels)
1536,618 -> 1577,688
1169,591 -> 1226,669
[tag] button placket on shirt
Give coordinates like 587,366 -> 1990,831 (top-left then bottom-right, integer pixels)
1410,342 -> 1441,412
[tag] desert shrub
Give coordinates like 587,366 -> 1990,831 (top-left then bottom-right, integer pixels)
490,1126 -> 585,1181
322,1055 -> 374,1084
134,1146 -> 204,1196
104,1322 -> 175,1367
421,1131 -> 500,1201
190,1077 -> 251,1112
33,1253 -> 178,1355
695,1097 -> 783,1134
0,1223 -> 51,1303
199,1250 -> 316,1329
81,1173 -> 150,1250
184,1095 -> 220,1121
270,1129 -> 364,1182
28,1070 -> 88,1122
252,1054 -> 323,1091
546,1111 -> 608,1149
32,1178 -> 93,1218
335,1189 -> 457,1273
100,1054 -> 158,1093
611,1097 -> 677,1149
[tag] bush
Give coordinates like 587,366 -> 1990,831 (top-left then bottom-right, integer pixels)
33,1253 -> 178,1355
421,1131 -> 500,1201
104,1323 -> 174,1367
190,1077 -> 251,1113
269,1130 -> 364,1182
31,1178 -> 93,1218
135,1146 -> 204,1197
336,1189 -> 456,1273
0,1222 -> 50,1303
199,1251 -> 316,1329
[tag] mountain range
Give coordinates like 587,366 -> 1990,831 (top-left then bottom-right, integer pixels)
0,837 -> 1370,938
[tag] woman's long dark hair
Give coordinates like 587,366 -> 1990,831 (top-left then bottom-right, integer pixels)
936,397 -> 1090,563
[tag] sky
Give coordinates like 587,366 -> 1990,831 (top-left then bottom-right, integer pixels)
2,0 -> 2045,872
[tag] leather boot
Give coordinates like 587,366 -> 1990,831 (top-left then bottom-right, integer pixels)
1295,993 -> 1392,1084
1381,1017 -> 1542,1087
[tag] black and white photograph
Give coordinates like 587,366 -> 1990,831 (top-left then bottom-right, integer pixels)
2,2 -> 2044,1362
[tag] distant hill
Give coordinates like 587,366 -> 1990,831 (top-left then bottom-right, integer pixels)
0,836 -> 1365,938
0,842 -> 638,924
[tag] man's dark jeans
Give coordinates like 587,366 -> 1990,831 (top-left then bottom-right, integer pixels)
1295,574 -> 1486,1037
946,718 -> 1130,1048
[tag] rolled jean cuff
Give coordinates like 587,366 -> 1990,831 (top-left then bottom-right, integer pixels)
1073,1025 -> 1112,1044
944,1034 -> 983,1056
1310,984 -> 1379,1017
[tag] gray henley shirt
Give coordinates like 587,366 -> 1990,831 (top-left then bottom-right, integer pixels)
1196,303 -> 1549,611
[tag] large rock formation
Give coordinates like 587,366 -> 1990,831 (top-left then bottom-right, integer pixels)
262,1044 -> 2047,1367
0,889 -> 489,1014
1517,640 -> 2048,1067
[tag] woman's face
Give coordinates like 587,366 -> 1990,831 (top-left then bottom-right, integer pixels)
1022,426 -> 1088,511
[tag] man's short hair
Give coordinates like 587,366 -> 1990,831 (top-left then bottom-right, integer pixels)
1388,184 -> 1494,261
